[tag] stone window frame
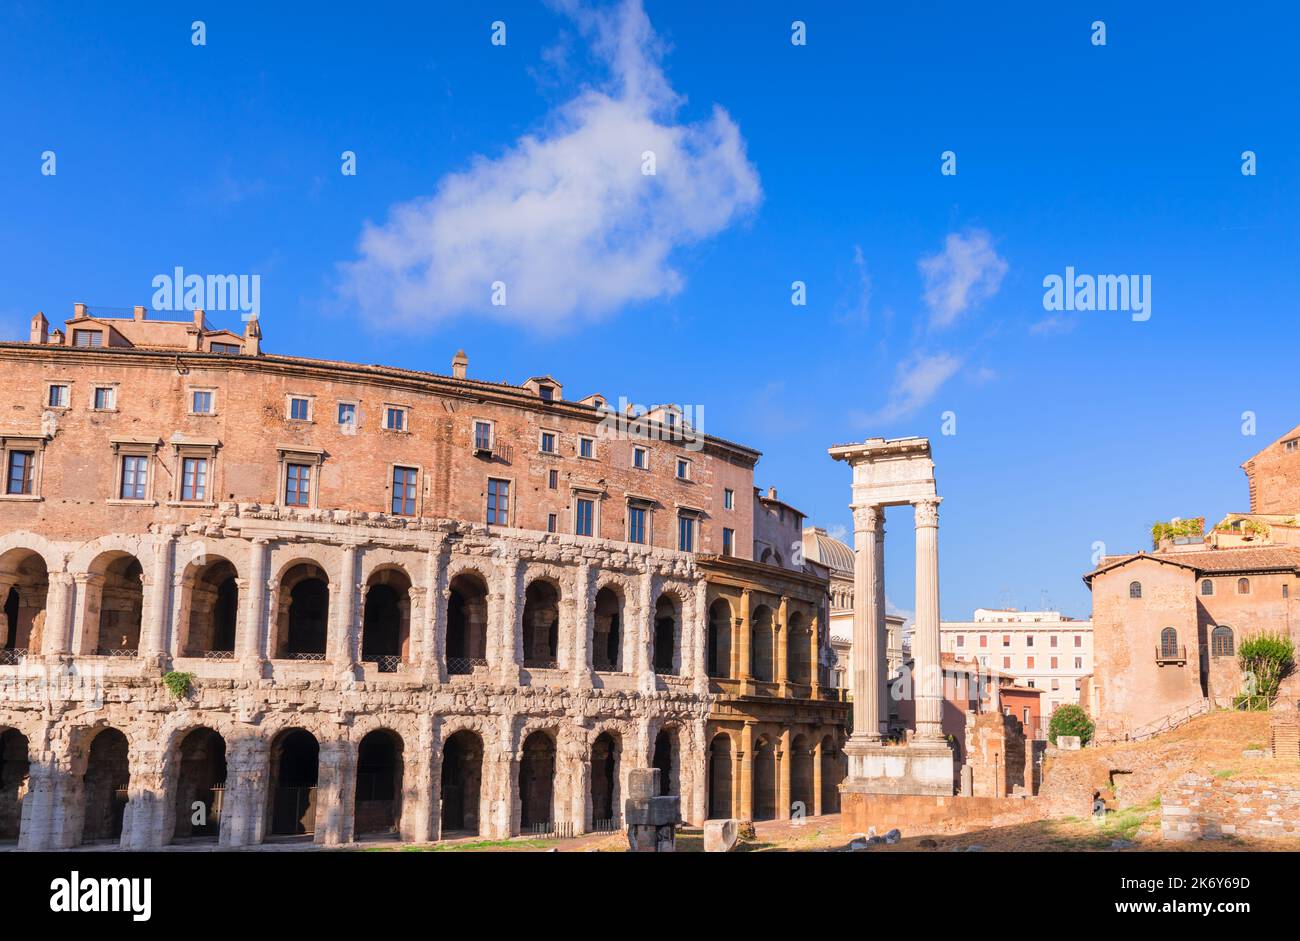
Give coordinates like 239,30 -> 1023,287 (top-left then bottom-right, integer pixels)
107,436 -> 162,506
285,393 -> 315,424
571,484 -> 604,538
188,386 -> 218,416
276,446 -> 325,510
388,462 -> 424,517
675,456 -> 692,481
45,380 -> 73,411
721,525 -> 735,556
626,494 -> 655,545
381,402 -> 412,434
538,428 -> 560,455
337,399 -> 360,431
547,513 -> 557,533
632,445 -> 649,471
472,418 -> 495,452
485,474 -> 513,526
0,432 -> 49,503
577,434 -> 596,460
71,327 -> 105,348
168,438 -> 220,507
723,487 -> 734,510
90,381 -> 120,413
675,504 -> 704,552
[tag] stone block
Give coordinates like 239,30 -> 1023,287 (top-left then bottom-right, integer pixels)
703,819 -> 739,852
1057,736 -> 1082,751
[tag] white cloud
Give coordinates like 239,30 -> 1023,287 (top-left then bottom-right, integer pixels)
855,351 -> 963,426
336,0 -> 761,330
825,524 -> 848,543
918,229 -> 1007,329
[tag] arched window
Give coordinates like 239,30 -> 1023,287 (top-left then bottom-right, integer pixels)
1159,627 -> 1179,659
1200,579 -> 1214,596
1211,625 -> 1234,657
1237,578 -> 1250,595
1129,581 -> 1142,599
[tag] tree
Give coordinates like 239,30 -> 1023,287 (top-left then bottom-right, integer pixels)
1047,703 -> 1095,746
1237,632 -> 1296,709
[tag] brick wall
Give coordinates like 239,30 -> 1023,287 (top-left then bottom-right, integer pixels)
1162,774 -> 1300,842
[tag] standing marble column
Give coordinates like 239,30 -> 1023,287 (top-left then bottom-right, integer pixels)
241,539 -> 269,675
850,505 -> 883,743
142,530 -> 177,665
913,497 -> 944,741
332,542 -> 359,672
40,571 -> 74,656
874,516 -> 889,737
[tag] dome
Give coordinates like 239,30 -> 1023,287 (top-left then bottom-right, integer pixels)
805,527 -> 854,577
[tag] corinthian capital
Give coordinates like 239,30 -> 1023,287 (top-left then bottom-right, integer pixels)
851,504 -> 883,534
913,497 -> 941,528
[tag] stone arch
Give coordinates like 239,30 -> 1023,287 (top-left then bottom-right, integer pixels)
590,730 -> 620,828
82,550 -> 144,657
753,734 -> 777,821
751,604 -> 775,682
790,733 -> 814,817
446,569 -> 489,674
0,547 -> 49,658
0,727 -> 30,841
177,555 -> 240,658
274,561 -> 330,659
521,578 -> 560,668
707,732 -> 734,819
518,728 -> 558,831
169,726 -> 227,842
652,724 -> 680,797
0,531 -> 64,577
593,584 -> 624,672
361,565 -> 411,670
80,726 -> 130,844
788,610 -> 812,686
653,591 -> 682,675
707,597 -> 732,678
267,727 -> 319,836
355,728 -> 404,837
441,728 -> 485,836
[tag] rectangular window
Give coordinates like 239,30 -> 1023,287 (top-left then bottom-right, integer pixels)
1052,678 -> 1060,690
676,458 -> 690,480
547,513 -> 557,533
120,455 -> 147,500
633,447 -> 647,469
1074,657 -> 1083,669
1074,635 -> 1082,648
979,635 -> 987,648
474,421 -> 492,451
540,431 -> 557,454
385,407 -> 406,431
1002,635 -> 1010,647
724,488 -> 734,510
678,515 -> 695,552
211,342 -> 240,354
338,402 -> 357,427
1026,656 -> 1035,669
289,397 -> 311,421
192,390 -> 213,414
1050,656 -> 1058,669
93,387 -> 115,410
72,329 -> 102,347
486,478 -> 509,525
1026,635 -> 1034,647
538,385 -> 554,402
1002,656 -> 1011,669
722,527 -> 734,556
181,457 -> 208,502
628,506 -> 647,544
956,635 -> 965,648
285,463 -> 311,506
576,498 -> 594,537
1023,708 -> 1031,724
392,467 -> 418,516
579,436 -> 594,459
48,385 -> 69,408
5,451 -> 34,495
1050,635 -> 1058,648
548,469 -> 558,489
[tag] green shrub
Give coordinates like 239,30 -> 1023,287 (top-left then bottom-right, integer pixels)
1237,632 -> 1295,707
1048,703 -> 1095,746
162,671 -> 194,699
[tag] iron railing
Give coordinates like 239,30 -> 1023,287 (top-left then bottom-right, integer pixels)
203,650 -> 236,661
523,659 -> 559,670
447,657 -> 488,675
97,648 -> 138,657
592,816 -> 622,833
0,648 -> 28,665
363,654 -> 402,673
285,651 -> 326,661
1155,644 -> 1187,664
523,820 -> 574,839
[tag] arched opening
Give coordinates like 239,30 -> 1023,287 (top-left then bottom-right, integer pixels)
707,598 -> 732,678
707,734 -> 733,819
653,727 -> 679,797
268,729 -> 319,836
1201,578 -> 1214,596
172,727 -> 226,841
355,729 -> 403,837
653,594 -> 677,674
81,727 -> 129,844
751,605 -> 774,682
753,736 -> 776,821
362,568 -> 411,672
592,586 -> 622,672
518,730 -> 556,831
1211,625 -> 1235,658
591,732 -> 619,829
0,728 -> 29,841
790,734 -> 813,817
1128,581 -> 1142,599
0,548 -> 48,661
440,730 -> 483,836
522,580 -> 559,668
446,572 -> 488,674
181,558 -> 238,658
276,563 -> 329,660
788,611 -> 812,686
91,553 -> 144,656
819,736 -> 840,813
1238,578 -> 1251,595
1160,627 -> 1179,659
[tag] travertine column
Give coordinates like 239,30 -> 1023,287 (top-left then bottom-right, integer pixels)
315,737 -> 354,845
637,567 -> 655,692
222,737 -> 268,847
776,595 -> 789,695
423,544 -> 444,682
913,497 -> 944,741
739,722 -> 755,819
332,542 -> 359,670
18,751 -> 57,850
777,728 -> 791,819
495,554 -> 521,684
812,738 -> 824,816
874,517 -> 889,735
123,742 -> 166,849
241,538 -> 269,672
809,612 -> 821,699
571,562 -> 593,689
142,530 -> 177,664
850,504 -> 883,742
737,589 -> 752,693
40,572 -> 74,656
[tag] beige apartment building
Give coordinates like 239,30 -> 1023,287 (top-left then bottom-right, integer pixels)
940,609 -> 1092,717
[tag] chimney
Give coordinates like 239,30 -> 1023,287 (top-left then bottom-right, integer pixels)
452,349 -> 468,379
133,305 -> 146,322
73,302 -> 87,320
29,311 -> 48,344
193,309 -> 206,330
243,314 -> 262,356
767,487 -> 777,501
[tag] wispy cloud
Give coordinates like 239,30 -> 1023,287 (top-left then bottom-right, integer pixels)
854,350 -> 963,426
834,244 -> 872,325
918,229 -> 1007,330
336,0 -> 761,330
1029,313 -> 1077,336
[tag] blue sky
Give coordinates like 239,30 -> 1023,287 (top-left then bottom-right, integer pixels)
2,1 -> 1297,621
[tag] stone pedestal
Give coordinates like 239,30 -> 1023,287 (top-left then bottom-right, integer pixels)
843,741 -> 954,796
624,768 -> 680,852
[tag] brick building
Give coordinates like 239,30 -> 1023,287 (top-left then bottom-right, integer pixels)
1084,424 -> 1300,741
0,303 -> 847,848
